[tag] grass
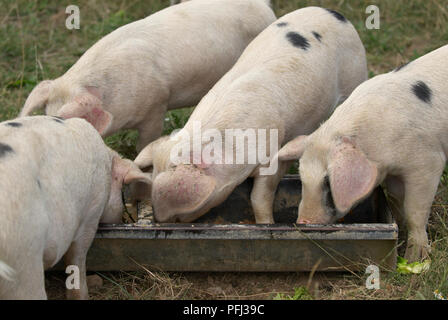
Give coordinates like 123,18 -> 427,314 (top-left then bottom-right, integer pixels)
273,286 -> 314,300
2,0 -> 448,155
2,0 -> 448,300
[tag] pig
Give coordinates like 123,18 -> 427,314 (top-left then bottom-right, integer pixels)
20,0 -> 276,151
170,0 -> 190,5
0,116 -> 151,299
276,45 -> 448,261
134,7 -> 368,224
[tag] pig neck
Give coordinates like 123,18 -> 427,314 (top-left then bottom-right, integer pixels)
63,57 -> 167,133
312,101 -> 361,150
43,78 -> 81,115
179,85 -> 293,190
186,84 -> 287,137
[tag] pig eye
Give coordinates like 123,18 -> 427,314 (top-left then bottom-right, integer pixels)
322,176 -> 336,215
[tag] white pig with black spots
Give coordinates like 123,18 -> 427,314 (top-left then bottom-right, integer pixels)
0,116 -> 151,299
277,44 -> 448,261
134,7 -> 368,224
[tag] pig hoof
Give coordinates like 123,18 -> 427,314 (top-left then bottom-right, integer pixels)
255,218 -> 275,224
404,243 -> 431,262
66,289 -> 88,300
87,274 -> 104,289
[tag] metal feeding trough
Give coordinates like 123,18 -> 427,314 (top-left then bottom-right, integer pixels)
83,175 -> 398,272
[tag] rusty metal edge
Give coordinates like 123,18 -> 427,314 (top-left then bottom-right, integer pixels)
95,223 -> 398,241
83,237 -> 398,272
76,175 -> 398,272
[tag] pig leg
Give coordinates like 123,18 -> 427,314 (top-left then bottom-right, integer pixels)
250,160 -> 293,223
63,226 -> 97,300
385,175 -> 407,253
401,160 -> 444,261
0,258 -> 47,299
136,106 -> 166,152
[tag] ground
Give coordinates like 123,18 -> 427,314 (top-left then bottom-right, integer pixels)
1,0 -> 448,300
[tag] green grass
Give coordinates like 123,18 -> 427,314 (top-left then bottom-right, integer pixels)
2,0 -> 448,155
1,0 -> 448,300
273,286 -> 313,300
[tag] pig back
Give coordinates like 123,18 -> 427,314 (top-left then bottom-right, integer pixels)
187,6 -> 367,142
0,116 -> 111,231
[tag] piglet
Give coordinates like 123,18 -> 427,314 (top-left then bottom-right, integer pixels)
134,7 -> 367,224
20,0 -> 276,151
0,116 -> 151,299
170,0 -> 190,5
277,44 -> 448,261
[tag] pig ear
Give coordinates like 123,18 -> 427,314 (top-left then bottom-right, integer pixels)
20,80 -> 53,117
277,135 -> 308,161
112,157 -> 152,186
111,156 -> 152,204
328,140 -> 378,213
58,104 -> 113,135
134,138 -> 165,169
123,167 -> 152,186
125,167 -> 153,202
56,89 -> 113,135
134,135 -> 173,170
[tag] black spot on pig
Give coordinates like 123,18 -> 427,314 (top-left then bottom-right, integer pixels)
325,9 -> 347,23
412,81 -> 432,104
52,116 -> 64,124
5,122 -> 22,127
0,143 -> 14,157
277,22 -> 288,27
286,32 -> 310,51
394,62 -> 410,72
312,31 -> 322,42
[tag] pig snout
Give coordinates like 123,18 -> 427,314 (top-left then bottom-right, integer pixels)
152,165 -> 216,223
297,200 -> 335,225
297,215 -> 333,224
297,208 -> 335,224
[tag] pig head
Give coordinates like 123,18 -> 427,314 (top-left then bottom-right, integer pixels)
20,81 -> 113,135
277,135 -> 378,224
151,164 -> 217,222
103,154 -> 152,224
134,136 -> 256,223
